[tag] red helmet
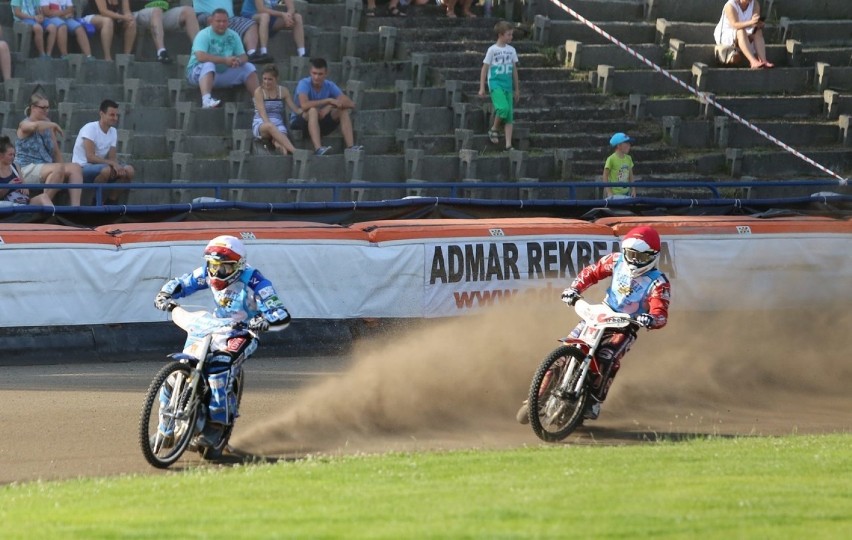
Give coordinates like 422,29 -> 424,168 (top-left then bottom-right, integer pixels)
203,235 -> 246,290
620,226 -> 661,277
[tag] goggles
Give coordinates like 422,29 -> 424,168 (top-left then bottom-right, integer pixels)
207,260 -> 238,278
623,248 -> 656,265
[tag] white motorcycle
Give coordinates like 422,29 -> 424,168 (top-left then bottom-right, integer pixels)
139,304 -> 254,468
521,297 -> 642,442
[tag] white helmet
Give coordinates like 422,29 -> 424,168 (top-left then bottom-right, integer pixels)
203,235 -> 246,290
620,226 -> 661,277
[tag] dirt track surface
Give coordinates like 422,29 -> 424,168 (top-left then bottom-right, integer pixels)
2,300 -> 851,485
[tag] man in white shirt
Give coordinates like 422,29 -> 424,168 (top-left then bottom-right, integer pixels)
72,99 -> 135,204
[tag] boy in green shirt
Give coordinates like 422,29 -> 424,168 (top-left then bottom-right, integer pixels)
603,132 -> 636,198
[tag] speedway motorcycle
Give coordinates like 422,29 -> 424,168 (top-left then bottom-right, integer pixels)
139,303 -> 253,468
521,297 -> 642,442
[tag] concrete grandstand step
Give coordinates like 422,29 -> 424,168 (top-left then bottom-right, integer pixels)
514,105 -> 625,122
800,47 -> 852,67
125,159 -> 175,205
780,19 -> 852,46
635,95 -> 829,120
691,65 -> 819,95
355,108 -> 402,133
422,51 -> 555,69
398,40 -> 543,57
563,42 -> 667,70
534,17 -> 656,47
537,0 -> 645,23
719,119 -> 843,149
172,134 -> 233,158
644,0 -> 727,23
124,134 -> 169,159
56,80 -> 124,105
69,58 -> 120,84
121,106 -> 177,133
769,0 -> 850,20
431,66 -> 575,86
667,42 -> 788,69
358,89 -> 398,110
117,56 -> 183,82
10,56 -> 71,81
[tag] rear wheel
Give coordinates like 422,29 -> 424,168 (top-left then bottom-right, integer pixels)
139,361 -> 200,469
528,345 -> 588,442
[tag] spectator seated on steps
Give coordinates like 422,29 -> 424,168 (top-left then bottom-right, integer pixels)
241,0 -> 306,57
71,99 -> 135,205
85,0 -> 139,58
186,8 -> 259,109
127,0 -> 201,64
15,92 -> 84,206
365,0 -> 405,17
714,0 -> 774,69
252,64 -> 300,155
194,0 -> 272,63
40,0 -> 97,60
11,0 -> 61,58
290,57 -> 361,156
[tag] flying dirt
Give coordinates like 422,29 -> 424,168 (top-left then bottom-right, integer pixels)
232,288 -> 852,457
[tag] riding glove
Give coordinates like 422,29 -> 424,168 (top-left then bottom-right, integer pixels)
561,288 -> 581,306
248,315 -> 269,333
154,292 -> 174,312
636,313 -> 654,328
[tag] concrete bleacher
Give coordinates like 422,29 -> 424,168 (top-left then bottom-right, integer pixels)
1,0 -> 850,205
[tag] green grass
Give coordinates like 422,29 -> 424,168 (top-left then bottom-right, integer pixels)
2,435 -> 851,539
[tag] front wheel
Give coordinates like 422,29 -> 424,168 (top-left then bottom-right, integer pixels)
528,345 -> 588,442
139,361 -> 200,469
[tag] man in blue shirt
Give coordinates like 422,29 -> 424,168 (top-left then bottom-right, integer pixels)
290,57 -> 361,156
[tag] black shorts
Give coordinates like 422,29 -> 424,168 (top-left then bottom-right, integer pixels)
291,113 -> 340,136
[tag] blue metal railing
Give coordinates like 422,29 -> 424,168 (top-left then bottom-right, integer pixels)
2,178 -> 848,207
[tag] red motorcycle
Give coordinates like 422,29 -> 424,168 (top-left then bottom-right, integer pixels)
519,297 -> 642,442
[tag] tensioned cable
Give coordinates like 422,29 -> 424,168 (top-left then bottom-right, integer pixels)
546,0 -> 848,186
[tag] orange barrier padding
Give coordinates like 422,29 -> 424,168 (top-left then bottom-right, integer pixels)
0,223 -> 116,245
595,215 -> 852,236
94,221 -> 370,244
356,218 -> 616,243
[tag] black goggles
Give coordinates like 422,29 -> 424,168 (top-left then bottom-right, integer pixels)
623,248 -> 655,265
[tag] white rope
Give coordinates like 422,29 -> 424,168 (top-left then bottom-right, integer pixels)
549,0 -> 849,186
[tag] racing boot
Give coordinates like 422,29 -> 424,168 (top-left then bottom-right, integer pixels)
583,401 -> 601,420
515,400 -> 530,425
196,422 -> 225,448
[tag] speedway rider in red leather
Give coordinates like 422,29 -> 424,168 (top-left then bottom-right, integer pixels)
519,226 -> 671,424
563,226 -> 671,419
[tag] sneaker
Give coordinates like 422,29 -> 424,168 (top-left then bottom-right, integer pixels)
515,400 -> 530,425
202,96 -> 221,109
157,49 -> 172,64
248,51 -> 274,64
314,145 -> 332,156
583,402 -> 601,420
346,145 -> 364,151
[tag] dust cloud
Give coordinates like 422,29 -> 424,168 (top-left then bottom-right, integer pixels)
233,281 -> 852,456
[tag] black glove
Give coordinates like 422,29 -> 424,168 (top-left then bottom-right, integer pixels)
561,288 -> 581,306
154,292 -> 175,312
636,314 -> 654,328
248,315 -> 269,333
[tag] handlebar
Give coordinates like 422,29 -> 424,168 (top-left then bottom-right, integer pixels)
562,294 -> 649,328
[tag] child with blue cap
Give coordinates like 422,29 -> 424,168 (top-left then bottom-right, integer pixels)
603,132 -> 636,198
